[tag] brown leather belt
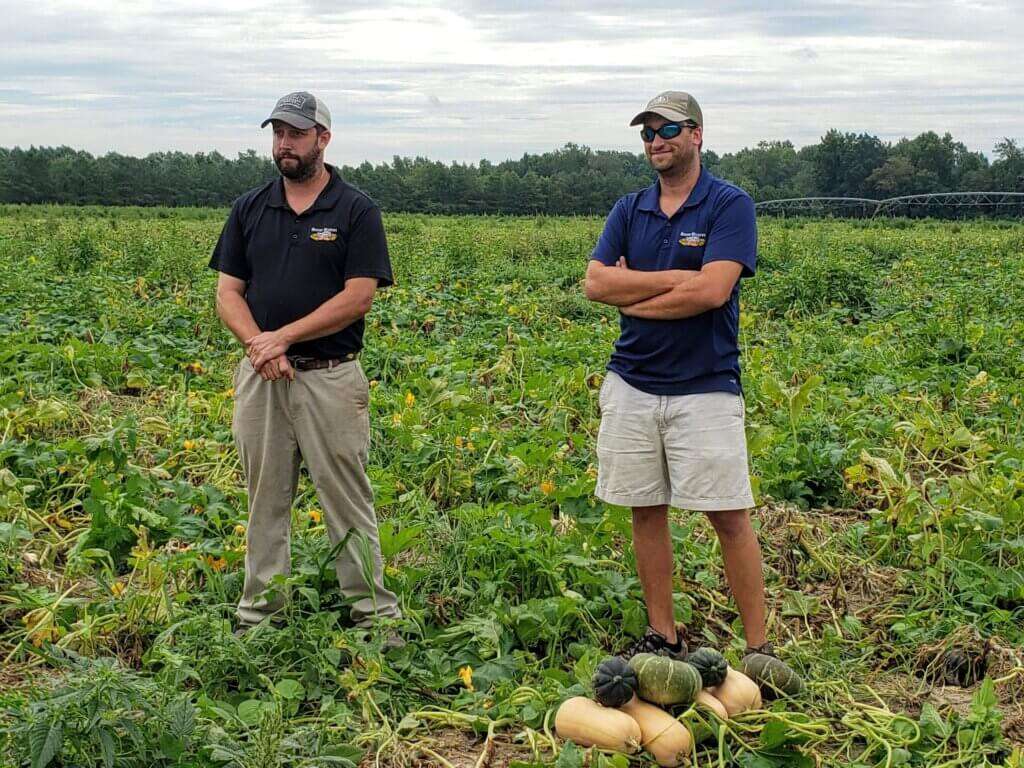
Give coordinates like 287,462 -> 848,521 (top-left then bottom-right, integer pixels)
287,353 -> 357,371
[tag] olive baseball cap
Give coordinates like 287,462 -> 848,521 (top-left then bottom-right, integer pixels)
261,91 -> 331,130
629,91 -> 703,127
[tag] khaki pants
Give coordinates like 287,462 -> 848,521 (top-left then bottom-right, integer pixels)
231,357 -> 399,626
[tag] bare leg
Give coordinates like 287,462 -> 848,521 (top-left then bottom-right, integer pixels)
632,505 -> 678,643
706,508 -> 767,648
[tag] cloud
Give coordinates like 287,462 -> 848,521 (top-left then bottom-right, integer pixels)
1,0 -> 1020,163
791,47 -> 819,61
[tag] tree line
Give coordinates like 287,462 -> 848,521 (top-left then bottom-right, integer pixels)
1,131 -> 1022,214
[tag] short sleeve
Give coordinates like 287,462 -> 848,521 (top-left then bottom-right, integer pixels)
703,193 -> 757,278
345,202 -> 393,288
208,199 -> 249,280
590,197 -> 629,266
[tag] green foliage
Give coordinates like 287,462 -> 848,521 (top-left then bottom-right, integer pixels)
1,211 -> 1021,767
2,654 -> 202,767
2,129 -> 1022,213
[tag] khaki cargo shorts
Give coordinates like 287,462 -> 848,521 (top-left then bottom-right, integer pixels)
595,371 -> 756,511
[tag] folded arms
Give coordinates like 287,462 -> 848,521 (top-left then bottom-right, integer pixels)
583,258 -> 742,319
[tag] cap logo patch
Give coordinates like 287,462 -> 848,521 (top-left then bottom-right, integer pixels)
310,227 -> 337,242
279,93 -> 308,109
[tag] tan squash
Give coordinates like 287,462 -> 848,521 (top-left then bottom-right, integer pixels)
707,668 -> 762,716
554,696 -> 642,753
620,697 -> 692,767
682,690 -> 730,744
694,690 -> 729,720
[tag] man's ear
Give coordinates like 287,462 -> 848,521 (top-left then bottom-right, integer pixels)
319,130 -> 332,150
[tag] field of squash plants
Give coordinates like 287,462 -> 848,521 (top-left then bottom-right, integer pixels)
0,205 -> 1022,767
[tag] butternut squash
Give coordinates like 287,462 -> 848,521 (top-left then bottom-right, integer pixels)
707,668 -> 762,716
554,696 -> 641,753
681,690 -> 729,744
620,697 -> 692,766
694,690 -> 729,720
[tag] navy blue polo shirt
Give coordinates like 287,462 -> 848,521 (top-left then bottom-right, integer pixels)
591,167 -> 756,396
209,165 -> 392,360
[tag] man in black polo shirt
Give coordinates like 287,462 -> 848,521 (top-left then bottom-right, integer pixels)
209,92 -> 401,640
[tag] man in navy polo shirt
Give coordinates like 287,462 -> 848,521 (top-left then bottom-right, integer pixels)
585,91 -> 801,692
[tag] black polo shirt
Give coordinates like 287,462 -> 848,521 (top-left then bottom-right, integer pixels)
209,164 -> 393,360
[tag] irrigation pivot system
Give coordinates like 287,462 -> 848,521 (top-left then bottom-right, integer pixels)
755,191 -> 1024,218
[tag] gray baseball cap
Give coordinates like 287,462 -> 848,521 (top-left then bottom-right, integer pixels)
261,91 -> 331,130
630,91 -> 703,127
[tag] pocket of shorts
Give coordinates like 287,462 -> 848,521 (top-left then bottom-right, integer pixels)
598,375 -> 610,410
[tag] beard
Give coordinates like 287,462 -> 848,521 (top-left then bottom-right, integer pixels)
647,144 -> 698,177
274,144 -> 322,181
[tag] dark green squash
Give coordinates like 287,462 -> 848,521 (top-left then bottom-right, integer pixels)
627,653 -> 702,706
687,647 -> 728,688
592,656 -> 638,707
741,652 -> 805,697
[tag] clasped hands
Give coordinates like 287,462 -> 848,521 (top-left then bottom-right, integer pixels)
245,329 -> 294,381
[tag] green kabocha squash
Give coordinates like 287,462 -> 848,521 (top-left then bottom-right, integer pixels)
686,647 -> 728,688
627,653 -> 702,706
741,652 -> 805,697
592,656 -> 638,707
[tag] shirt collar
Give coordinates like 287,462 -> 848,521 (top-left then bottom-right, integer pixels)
637,166 -> 712,216
267,163 -> 342,211
637,180 -> 661,213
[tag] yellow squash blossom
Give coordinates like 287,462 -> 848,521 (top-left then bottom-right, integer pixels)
458,665 -> 474,691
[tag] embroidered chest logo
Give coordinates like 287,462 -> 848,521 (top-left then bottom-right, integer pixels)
678,231 -> 706,247
310,227 -> 338,242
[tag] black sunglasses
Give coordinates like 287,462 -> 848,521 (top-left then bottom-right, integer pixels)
640,122 -> 695,142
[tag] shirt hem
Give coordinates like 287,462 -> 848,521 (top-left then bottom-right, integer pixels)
345,271 -> 394,287
609,368 -> 742,396
209,262 -> 250,281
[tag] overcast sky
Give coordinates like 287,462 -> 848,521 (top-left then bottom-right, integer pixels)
2,0 -> 1022,165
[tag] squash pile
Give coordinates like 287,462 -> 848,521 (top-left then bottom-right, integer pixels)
555,649 -> 763,767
